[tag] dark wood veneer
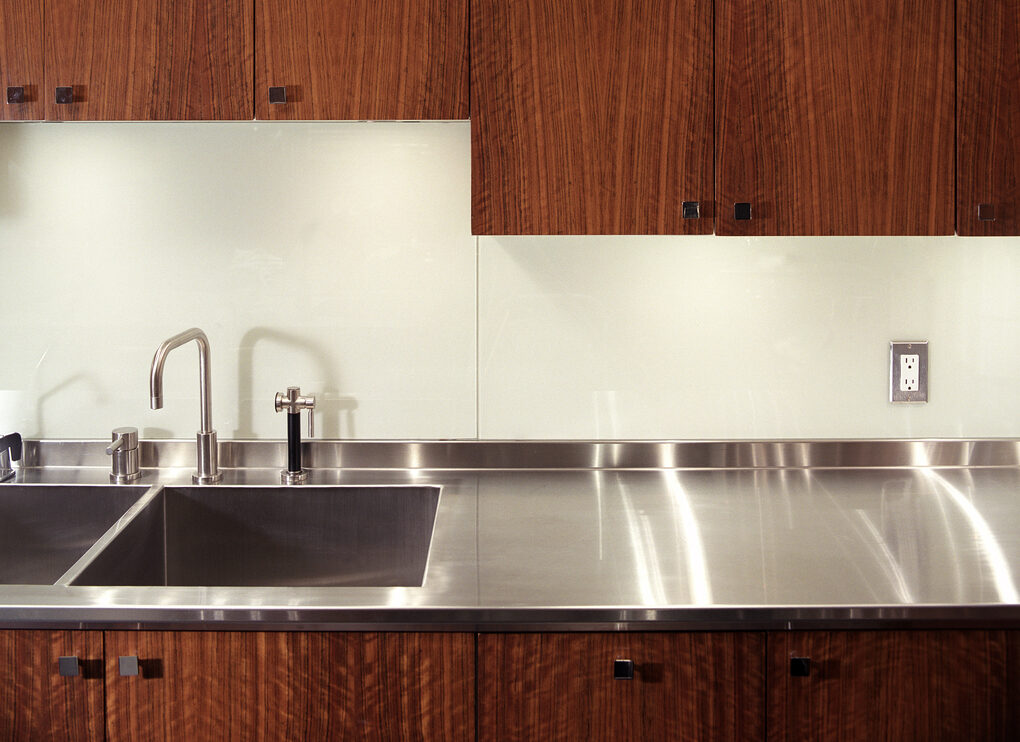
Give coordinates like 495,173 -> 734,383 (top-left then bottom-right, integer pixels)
45,0 -> 253,121
471,0 -> 714,234
478,632 -> 764,741
0,0 -> 43,120
256,0 -> 468,120
768,630 -> 1017,741
716,0 -> 954,235
105,631 -> 474,742
0,630 -> 104,742
958,0 -> 1020,235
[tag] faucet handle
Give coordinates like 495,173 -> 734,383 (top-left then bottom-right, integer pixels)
106,427 -> 138,455
105,427 -> 141,483
275,387 -> 316,438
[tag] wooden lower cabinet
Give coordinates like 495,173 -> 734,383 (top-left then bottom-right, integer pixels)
0,629 -> 105,742
3,628 -> 1017,741
104,631 -> 474,742
768,630 -> 1019,742
477,632 -> 766,742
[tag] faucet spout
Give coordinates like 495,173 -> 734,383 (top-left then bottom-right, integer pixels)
149,328 -> 221,483
150,327 -> 214,433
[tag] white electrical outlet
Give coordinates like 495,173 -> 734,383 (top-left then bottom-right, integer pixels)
890,342 -> 928,403
900,354 -> 920,392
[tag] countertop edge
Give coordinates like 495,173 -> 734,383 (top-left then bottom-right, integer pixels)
1,604 -> 1018,632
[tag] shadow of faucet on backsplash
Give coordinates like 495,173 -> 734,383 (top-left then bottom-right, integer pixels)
234,327 -> 357,439
33,373 -> 107,438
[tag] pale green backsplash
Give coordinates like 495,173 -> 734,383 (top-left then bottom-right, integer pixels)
1,123 -> 1017,439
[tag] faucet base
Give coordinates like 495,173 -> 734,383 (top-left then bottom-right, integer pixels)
111,471 -> 143,484
281,469 -> 308,485
194,431 -> 222,484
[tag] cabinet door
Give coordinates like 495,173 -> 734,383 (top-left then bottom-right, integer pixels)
472,0 -> 714,235
716,0 -> 954,235
45,0 -> 252,120
105,631 -> 474,742
768,630 -> 1017,741
958,0 -> 1020,235
0,630 -> 104,742
256,0 -> 468,120
478,632 -> 765,742
0,0 -> 43,120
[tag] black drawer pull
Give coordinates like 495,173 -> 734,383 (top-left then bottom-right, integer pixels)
790,657 -> 810,677
613,659 -> 634,680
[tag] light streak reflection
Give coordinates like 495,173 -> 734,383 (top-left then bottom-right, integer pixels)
924,470 -> 1018,603
661,472 -> 713,605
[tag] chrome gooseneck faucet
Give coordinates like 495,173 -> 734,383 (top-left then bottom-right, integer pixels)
150,328 -> 222,484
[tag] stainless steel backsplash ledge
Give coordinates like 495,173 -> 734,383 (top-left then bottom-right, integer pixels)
19,438 -> 1020,471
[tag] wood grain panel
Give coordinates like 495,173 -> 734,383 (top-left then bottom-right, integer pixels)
716,0 -> 954,235
768,630 -> 1016,741
256,0 -> 468,120
0,0 -> 43,120
1009,631 -> 1020,734
472,0 -> 713,235
105,631 -> 474,742
478,632 -> 765,741
958,0 -> 1020,235
46,0 -> 253,120
0,630 -> 105,742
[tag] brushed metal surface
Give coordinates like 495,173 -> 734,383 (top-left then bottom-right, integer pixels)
18,438 -> 1020,471
0,446 -> 1017,630
71,485 -> 441,588
0,484 -> 149,584
476,468 -> 1020,608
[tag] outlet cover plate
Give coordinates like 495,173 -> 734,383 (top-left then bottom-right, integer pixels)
890,341 -> 928,403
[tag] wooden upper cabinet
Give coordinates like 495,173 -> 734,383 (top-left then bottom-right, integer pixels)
0,630 -> 105,742
958,0 -> 1020,235
256,0 -> 468,120
0,0 -> 43,120
479,632 -> 765,741
716,0 -> 954,235
471,0 -> 714,235
768,630 -> 1017,742
45,0 -> 253,120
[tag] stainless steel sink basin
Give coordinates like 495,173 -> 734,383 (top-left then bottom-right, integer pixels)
70,485 -> 441,587
0,485 -> 149,584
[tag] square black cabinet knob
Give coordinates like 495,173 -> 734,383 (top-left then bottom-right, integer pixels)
613,659 -> 634,680
790,657 -> 811,677
734,202 -> 752,221
269,86 -> 288,105
6,86 -> 25,104
55,86 -> 74,105
119,655 -> 140,677
682,201 -> 700,219
58,656 -> 80,677
978,204 -> 996,222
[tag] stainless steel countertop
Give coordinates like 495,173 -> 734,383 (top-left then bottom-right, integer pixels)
1,440 -> 1018,631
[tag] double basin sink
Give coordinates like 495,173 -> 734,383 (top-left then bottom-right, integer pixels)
0,484 -> 441,587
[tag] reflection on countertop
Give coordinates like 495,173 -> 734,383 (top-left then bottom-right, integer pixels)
1,439 -> 1018,630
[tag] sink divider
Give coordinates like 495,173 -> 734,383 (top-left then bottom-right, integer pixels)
55,484 -> 166,586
